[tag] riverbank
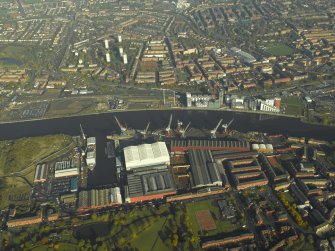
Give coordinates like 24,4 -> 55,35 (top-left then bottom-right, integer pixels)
0,106 -> 304,125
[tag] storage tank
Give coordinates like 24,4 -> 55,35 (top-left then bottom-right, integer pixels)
266,144 -> 273,150
252,144 -> 259,150
259,144 -> 266,150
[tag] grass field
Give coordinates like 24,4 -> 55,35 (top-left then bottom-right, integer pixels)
186,199 -> 242,237
0,45 -> 38,67
46,99 -> 98,117
132,217 -> 171,251
0,135 -> 74,210
31,243 -> 78,251
0,135 -> 73,175
265,44 -> 294,56
281,96 -> 304,116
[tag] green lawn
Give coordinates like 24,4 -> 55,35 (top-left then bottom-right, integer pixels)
281,96 -> 304,116
265,44 -> 293,56
186,199 -> 242,237
132,217 -> 171,251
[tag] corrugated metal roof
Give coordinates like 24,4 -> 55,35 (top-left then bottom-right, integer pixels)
189,149 -> 223,188
127,170 -> 175,198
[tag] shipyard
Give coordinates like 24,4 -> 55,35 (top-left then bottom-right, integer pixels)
1,110 -> 335,250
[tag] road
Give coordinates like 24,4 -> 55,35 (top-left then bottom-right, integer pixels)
16,0 -> 26,18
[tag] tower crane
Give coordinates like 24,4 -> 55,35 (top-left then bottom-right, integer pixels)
114,116 -> 127,133
210,119 -> 223,139
180,122 -> 191,138
222,119 -> 234,133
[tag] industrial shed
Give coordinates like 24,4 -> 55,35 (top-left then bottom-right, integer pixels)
78,187 -> 122,210
124,142 -> 170,171
171,139 -> 250,153
188,149 -> 223,188
126,170 -> 176,202
34,163 -> 48,183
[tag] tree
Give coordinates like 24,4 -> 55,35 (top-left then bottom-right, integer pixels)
190,235 -> 200,245
172,234 -> 179,247
307,234 -> 314,244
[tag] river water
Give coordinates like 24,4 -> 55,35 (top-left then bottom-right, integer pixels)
0,110 -> 334,141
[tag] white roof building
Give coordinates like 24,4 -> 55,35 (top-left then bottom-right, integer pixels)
54,160 -> 78,178
87,137 -> 96,146
124,142 -> 170,171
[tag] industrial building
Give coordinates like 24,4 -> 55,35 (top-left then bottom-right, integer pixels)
34,163 -> 48,183
125,170 -> 176,202
123,142 -> 170,172
171,139 -> 250,153
211,150 -> 258,162
188,149 -> 224,188
54,160 -> 78,178
78,187 -> 122,210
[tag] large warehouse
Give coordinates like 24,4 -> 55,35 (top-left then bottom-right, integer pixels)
188,149 -> 224,188
123,142 -> 170,171
171,139 -> 250,153
125,170 -> 176,202
78,187 -> 122,210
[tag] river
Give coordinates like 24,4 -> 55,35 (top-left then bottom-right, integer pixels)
0,110 -> 334,141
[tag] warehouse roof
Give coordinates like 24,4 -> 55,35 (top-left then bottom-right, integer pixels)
34,163 -> 48,182
124,142 -> 170,171
78,187 -> 122,209
55,160 -> 74,171
189,149 -> 222,188
171,139 -> 250,151
127,170 -> 175,198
